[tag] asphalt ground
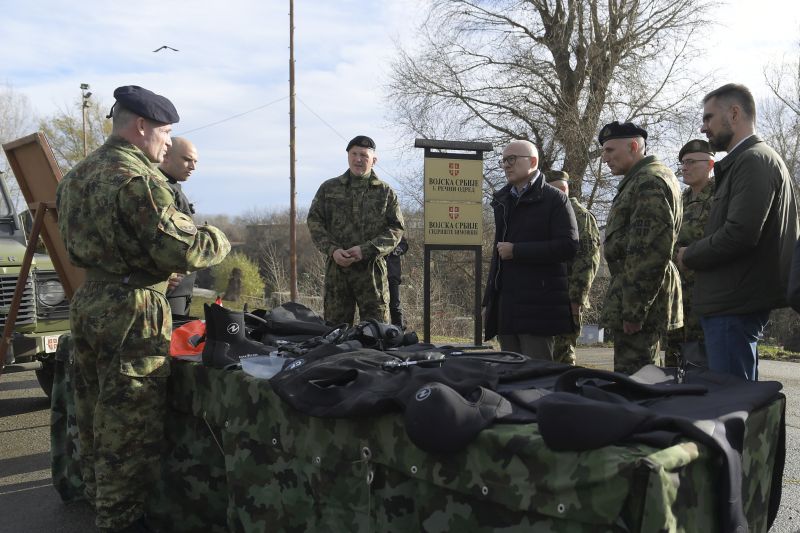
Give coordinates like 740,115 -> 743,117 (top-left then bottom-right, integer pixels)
0,350 -> 798,533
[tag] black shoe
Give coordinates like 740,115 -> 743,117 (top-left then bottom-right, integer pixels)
202,303 -> 272,369
390,310 -> 405,330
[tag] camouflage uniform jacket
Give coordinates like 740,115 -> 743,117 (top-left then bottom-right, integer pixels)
56,135 -> 230,283
675,180 -> 715,296
568,197 -> 601,308
600,155 -> 683,332
307,170 -> 404,263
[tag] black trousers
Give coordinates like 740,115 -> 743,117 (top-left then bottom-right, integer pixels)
388,279 -> 403,327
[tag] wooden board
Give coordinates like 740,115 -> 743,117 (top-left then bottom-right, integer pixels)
2,132 -> 84,298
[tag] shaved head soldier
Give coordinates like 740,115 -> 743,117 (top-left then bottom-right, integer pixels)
56,85 -> 230,532
159,136 -> 199,316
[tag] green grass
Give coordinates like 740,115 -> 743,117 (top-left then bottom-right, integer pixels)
759,345 -> 800,362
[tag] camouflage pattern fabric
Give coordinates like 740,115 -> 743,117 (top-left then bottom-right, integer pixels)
50,333 -> 84,503
553,314 -> 580,366
553,198 -> 601,365
55,135 -> 230,529
69,283 -> 171,529
600,155 -> 683,373
665,181 -> 715,367
609,329 -> 662,375
49,356 -> 784,532
307,170 -> 404,325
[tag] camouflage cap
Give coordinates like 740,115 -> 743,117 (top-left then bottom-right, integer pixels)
678,139 -> 715,161
107,85 -> 179,123
545,170 -> 570,183
598,121 -> 648,145
346,135 -> 376,152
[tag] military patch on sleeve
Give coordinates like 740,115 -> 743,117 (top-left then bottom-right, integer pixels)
171,209 -> 197,236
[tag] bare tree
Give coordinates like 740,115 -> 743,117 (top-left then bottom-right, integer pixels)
0,83 -> 37,210
387,0 -> 714,212
260,241 -> 290,295
38,95 -> 111,174
763,42 -> 800,185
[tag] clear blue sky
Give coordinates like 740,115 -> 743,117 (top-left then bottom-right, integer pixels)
2,0 -> 797,216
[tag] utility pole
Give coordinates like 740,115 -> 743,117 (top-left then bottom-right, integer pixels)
288,0 -> 298,301
80,83 -> 92,157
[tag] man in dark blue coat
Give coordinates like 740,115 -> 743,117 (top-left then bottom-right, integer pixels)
482,139 -> 579,359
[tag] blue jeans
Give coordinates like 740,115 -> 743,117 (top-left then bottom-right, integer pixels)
700,311 -> 770,380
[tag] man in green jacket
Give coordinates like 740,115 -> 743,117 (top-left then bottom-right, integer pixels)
678,83 -> 799,380
307,136 -> 404,326
545,170 -> 601,365
57,85 -> 231,532
599,121 -> 683,375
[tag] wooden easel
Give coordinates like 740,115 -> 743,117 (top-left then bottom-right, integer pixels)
0,132 -> 85,379
0,202 -> 60,377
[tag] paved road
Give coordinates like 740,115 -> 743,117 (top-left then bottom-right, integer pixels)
1,351 -> 798,532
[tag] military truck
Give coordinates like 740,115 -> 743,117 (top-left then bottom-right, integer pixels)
0,173 -> 69,395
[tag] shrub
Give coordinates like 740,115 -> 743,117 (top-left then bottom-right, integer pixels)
210,252 -> 265,306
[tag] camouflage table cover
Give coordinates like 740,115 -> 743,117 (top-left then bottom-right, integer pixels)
51,347 -> 784,533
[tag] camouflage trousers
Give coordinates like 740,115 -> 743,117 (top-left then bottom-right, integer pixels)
69,282 -> 171,530
324,258 -> 389,326
612,328 -> 661,375
553,309 -> 581,365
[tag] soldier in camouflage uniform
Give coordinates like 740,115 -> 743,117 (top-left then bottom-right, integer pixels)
307,135 -> 404,326
598,121 -> 683,375
545,171 -> 601,365
158,137 -> 199,316
664,140 -> 715,367
56,85 -> 230,532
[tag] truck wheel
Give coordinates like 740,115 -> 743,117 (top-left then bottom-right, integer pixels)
36,360 -> 55,398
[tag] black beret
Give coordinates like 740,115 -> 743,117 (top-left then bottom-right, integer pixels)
108,85 -> 179,124
545,170 -> 570,183
598,121 -> 648,145
346,135 -> 375,152
678,139 -> 715,161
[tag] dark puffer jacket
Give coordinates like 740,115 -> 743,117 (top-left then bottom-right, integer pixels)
483,173 -> 579,339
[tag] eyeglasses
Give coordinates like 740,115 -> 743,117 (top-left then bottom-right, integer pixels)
678,158 -> 711,167
498,154 -> 533,167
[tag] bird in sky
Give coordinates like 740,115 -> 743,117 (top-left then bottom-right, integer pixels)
153,45 -> 179,52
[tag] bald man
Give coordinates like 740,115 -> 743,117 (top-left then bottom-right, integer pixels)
159,136 -> 199,316
159,136 -> 197,216
482,139 -> 578,359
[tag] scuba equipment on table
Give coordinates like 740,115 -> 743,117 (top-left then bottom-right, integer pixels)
246,302 -> 332,343
272,319 -> 418,359
170,319 -> 206,357
345,319 -> 420,350
404,383 -> 515,454
240,353 -> 291,379
202,303 -> 275,369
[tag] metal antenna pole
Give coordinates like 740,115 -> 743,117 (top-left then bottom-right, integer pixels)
288,0 -> 298,301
